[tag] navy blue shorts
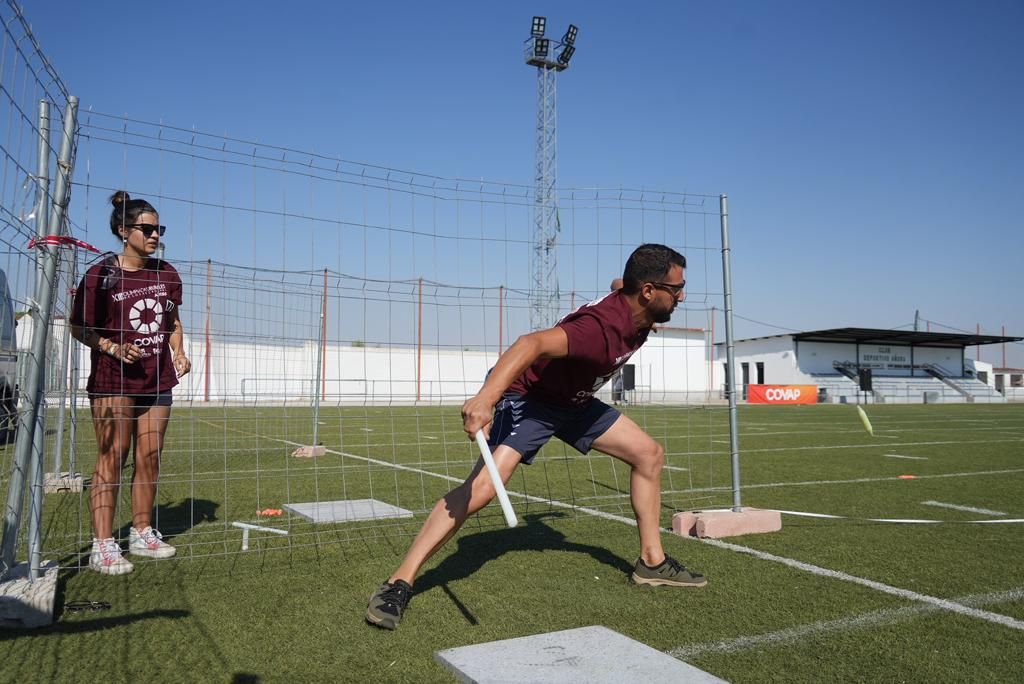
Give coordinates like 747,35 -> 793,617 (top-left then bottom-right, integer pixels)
89,391 -> 173,408
488,393 -> 621,465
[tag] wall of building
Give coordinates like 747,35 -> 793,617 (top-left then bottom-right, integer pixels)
51,322 -> 711,405
714,335 -> 976,398
797,340 -> 857,374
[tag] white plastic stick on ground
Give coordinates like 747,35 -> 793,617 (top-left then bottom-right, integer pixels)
856,405 -> 874,436
474,430 -> 518,527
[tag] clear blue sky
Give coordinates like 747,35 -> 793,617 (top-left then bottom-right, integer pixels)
26,0 -> 1024,365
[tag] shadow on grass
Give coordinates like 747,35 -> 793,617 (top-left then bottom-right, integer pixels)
416,512 -> 633,597
50,497 -> 220,621
0,609 -> 190,640
231,674 -> 260,683
55,497 -> 219,570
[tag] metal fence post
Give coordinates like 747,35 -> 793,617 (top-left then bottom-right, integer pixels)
719,194 -> 743,512
312,270 -> 326,446
1,96 -> 78,580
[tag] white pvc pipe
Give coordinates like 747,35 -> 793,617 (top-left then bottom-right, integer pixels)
474,430 -> 518,528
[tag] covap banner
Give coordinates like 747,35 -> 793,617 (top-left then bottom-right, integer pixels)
747,384 -> 817,404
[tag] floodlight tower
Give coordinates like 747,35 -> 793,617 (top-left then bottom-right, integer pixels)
524,17 -> 577,330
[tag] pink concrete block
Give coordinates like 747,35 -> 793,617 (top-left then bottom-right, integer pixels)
671,508 -> 782,539
291,445 -> 326,458
671,511 -> 700,537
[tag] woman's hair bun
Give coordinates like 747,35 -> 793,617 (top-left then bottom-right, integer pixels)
110,190 -> 131,207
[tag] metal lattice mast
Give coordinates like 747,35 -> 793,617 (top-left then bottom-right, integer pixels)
524,17 -> 577,330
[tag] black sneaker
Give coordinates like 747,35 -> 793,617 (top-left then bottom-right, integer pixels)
631,555 -> 707,587
366,579 -> 413,630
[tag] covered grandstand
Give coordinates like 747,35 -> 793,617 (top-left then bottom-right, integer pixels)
717,327 -> 1024,404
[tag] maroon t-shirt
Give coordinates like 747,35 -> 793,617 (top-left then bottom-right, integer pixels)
70,257 -> 182,395
508,291 -> 650,406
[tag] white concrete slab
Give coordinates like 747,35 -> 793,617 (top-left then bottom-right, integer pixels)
0,561 -> 58,628
283,499 -> 413,524
435,625 -> 727,683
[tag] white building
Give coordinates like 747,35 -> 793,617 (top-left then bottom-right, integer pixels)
991,367 -> 1024,401
33,318 -> 712,405
714,328 -> 1022,404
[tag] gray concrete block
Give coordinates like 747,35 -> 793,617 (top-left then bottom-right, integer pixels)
435,625 -> 727,683
283,498 -> 413,524
0,561 -> 59,628
44,472 -> 84,493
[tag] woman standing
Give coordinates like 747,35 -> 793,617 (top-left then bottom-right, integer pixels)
70,191 -> 191,575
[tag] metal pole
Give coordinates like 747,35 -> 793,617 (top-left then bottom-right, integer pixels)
28,101 -> 51,580
67,257 -> 80,473
709,305 -> 716,401
204,259 -> 211,402
416,277 -> 422,402
51,268 -> 73,477
2,96 -> 78,580
321,270 -> 328,402
28,102 -> 53,578
311,270 -> 325,446
719,195 -> 743,512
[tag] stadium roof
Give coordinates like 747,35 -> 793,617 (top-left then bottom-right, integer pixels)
726,327 -> 1023,349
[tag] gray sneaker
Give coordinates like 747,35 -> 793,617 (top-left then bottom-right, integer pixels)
632,555 -> 707,587
366,579 -> 413,630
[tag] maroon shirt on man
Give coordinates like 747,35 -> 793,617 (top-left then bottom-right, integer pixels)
508,291 -> 650,406
70,258 -> 182,395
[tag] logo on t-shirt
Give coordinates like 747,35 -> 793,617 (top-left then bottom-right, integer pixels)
130,298 -> 164,334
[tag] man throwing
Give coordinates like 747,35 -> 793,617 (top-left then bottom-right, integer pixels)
366,243 -> 706,630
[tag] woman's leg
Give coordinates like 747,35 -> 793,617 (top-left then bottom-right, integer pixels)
130,402 -> 172,531
90,396 -> 135,539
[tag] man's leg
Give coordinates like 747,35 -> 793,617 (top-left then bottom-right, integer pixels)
591,414 -> 706,587
366,445 -> 522,628
390,445 -> 522,585
589,414 -> 666,566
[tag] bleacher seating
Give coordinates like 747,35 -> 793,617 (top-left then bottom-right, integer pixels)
806,373 -> 1007,404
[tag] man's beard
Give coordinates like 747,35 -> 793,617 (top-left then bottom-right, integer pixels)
653,307 -> 673,324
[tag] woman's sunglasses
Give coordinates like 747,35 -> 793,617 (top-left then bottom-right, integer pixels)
126,223 -> 166,238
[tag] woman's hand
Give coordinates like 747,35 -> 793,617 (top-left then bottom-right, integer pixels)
108,342 -> 141,364
173,353 -> 191,378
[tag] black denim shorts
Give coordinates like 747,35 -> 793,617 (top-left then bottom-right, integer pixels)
88,391 -> 173,408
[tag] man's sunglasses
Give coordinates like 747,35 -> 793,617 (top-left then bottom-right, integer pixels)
651,280 -> 686,295
126,223 -> 166,238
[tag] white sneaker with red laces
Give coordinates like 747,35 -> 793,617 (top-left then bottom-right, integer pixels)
128,526 -> 176,559
89,538 -> 134,575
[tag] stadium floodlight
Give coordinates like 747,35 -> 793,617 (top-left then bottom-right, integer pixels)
562,24 -> 578,46
533,37 -> 549,59
531,16 -> 546,37
557,44 -> 575,66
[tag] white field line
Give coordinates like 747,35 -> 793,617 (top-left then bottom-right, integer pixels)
664,465 -> 690,472
194,417 -> 1024,634
772,510 -> 1024,525
733,436 -> 1024,456
670,587 -> 1024,658
884,454 -> 929,460
657,468 -> 1024,495
921,500 -> 1007,516
277,435 -> 1024,633
697,537 -> 1024,632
